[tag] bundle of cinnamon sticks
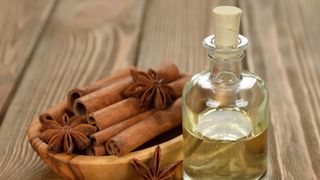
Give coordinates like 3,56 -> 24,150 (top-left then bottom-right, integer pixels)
39,63 -> 188,157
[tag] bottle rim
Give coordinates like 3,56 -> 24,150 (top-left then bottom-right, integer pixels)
203,34 -> 248,54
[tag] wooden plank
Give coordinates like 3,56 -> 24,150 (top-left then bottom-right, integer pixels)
0,0 -> 56,121
0,0 -> 145,179
137,0 -> 236,73
240,0 -> 320,179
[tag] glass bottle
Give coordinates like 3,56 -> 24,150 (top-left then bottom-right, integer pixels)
182,16 -> 269,180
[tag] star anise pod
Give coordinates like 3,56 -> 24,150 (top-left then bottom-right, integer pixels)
39,113 -> 97,154
131,146 -> 182,180
124,69 -> 177,110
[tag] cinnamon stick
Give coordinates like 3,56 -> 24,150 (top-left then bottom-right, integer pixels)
86,145 -> 107,156
67,66 -> 135,110
39,101 -> 73,125
105,98 -> 182,156
74,63 -> 180,116
88,76 -> 189,130
90,111 -> 154,145
88,98 -> 147,129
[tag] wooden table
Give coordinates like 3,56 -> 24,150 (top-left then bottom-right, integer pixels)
0,0 -> 319,179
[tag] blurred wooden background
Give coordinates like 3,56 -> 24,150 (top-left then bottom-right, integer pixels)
0,0 -> 320,179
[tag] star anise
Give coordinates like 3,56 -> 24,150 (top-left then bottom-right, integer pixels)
124,69 -> 177,110
131,146 -> 182,180
39,113 -> 97,154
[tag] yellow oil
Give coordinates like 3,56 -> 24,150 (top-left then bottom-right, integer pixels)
183,108 -> 267,180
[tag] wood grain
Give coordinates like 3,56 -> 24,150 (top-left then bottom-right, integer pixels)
0,0 -> 145,179
240,0 -> 320,179
0,0 -> 56,121
137,0 -> 236,73
138,0 -> 206,71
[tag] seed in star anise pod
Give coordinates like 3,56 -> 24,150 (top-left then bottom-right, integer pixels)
131,146 -> 182,180
124,69 -> 177,110
39,113 -> 97,154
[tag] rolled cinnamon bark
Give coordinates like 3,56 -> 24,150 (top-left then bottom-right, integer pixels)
74,63 -> 180,116
74,77 -> 132,116
105,98 -> 182,156
86,145 -> 107,156
90,111 -> 154,145
88,98 -> 148,130
88,76 -> 188,130
67,66 -> 135,110
39,101 -> 73,125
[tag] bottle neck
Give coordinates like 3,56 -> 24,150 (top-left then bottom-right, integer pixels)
203,34 -> 248,84
209,52 -> 244,83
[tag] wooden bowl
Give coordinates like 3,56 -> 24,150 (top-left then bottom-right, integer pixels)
28,106 -> 183,179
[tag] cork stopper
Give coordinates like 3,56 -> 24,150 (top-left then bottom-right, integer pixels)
213,6 -> 242,48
